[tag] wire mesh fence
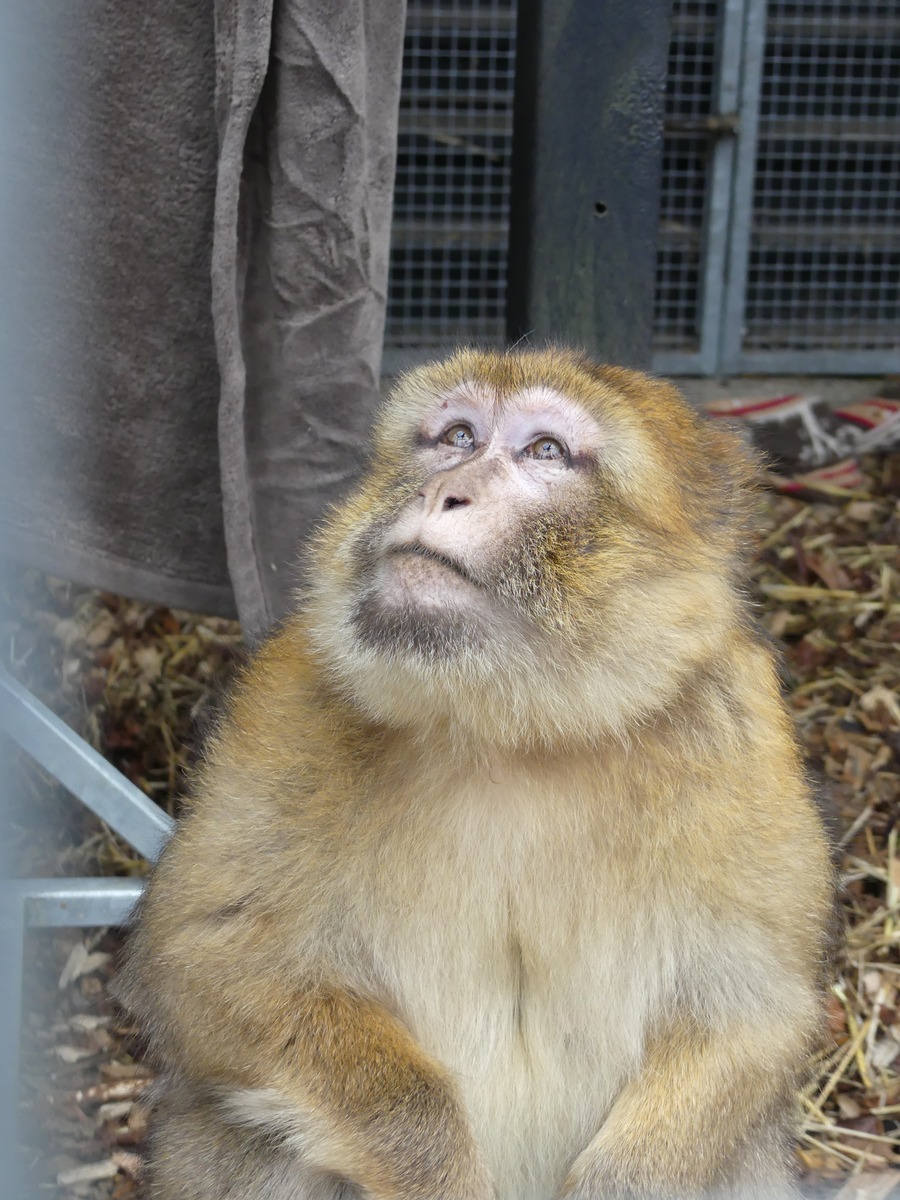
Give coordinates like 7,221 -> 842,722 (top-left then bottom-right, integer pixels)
743,0 -> 900,359
384,0 -> 900,375
654,1 -> 720,357
385,1 -> 516,354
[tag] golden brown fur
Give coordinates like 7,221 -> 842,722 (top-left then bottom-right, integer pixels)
120,349 -> 834,1200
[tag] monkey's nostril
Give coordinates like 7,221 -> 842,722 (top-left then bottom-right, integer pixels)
442,495 -> 469,511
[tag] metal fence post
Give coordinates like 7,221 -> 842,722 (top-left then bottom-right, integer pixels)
719,0 -> 767,374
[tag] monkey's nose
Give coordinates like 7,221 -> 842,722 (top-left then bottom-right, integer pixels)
418,484 -> 472,515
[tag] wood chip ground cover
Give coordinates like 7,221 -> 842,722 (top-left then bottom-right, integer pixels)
3,453 -> 899,1198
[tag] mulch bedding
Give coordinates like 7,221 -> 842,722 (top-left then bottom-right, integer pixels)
3,452 -> 899,1200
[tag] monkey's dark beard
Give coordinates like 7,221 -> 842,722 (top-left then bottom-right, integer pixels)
349,531 -> 494,661
351,591 -> 489,661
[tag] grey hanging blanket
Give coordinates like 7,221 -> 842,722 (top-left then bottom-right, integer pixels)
0,0 -> 405,633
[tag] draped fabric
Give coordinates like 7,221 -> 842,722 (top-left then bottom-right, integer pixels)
0,0 -> 406,632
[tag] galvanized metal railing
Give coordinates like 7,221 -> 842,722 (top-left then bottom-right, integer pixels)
0,665 -> 173,1095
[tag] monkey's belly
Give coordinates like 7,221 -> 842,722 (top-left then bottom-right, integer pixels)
352,788 -> 666,1199
408,955 -> 643,1200
385,936 -> 652,1200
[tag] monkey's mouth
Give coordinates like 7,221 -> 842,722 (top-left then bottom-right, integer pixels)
386,542 -> 480,589
354,543 -> 494,657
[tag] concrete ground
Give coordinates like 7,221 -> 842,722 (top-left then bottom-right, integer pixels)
676,375 -> 889,410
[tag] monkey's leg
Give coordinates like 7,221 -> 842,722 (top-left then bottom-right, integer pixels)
148,1085 -> 355,1200
557,1018 -> 804,1200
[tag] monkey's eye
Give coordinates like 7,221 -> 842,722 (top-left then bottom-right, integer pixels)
442,424 -> 476,450
526,436 -> 566,461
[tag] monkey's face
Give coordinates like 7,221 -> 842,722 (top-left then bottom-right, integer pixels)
307,349 -> 757,744
349,384 -> 603,659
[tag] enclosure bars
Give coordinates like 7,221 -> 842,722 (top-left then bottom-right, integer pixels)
660,0 -> 900,376
382,0 -> 900,376
0,666 -> 171,1100
725,0 -> 900,375
718,0 -> 767,376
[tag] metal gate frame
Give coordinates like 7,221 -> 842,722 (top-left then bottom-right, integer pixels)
728,1 -> 900,376
718,0 -> 767,376
655,0 -> 900,379
653,0 -> 766,378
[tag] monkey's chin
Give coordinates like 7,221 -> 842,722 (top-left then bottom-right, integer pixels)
352,553 -> 495,660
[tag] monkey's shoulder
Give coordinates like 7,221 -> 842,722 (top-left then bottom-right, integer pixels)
184,619 -> 371,809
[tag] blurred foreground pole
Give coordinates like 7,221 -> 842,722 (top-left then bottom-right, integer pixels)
507,0 -> 671,367
0,0 -> 31,1191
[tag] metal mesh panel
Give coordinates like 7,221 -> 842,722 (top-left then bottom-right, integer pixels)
654,1 -> 720,354
385,0 -> 717,358
386,2 -> 899,372
385,2 -> 517,350
744,2 -> 900,354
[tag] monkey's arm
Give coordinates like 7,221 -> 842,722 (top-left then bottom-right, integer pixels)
123,850 -> 493,1200
213,985 -> 495,1200
558,1015 -> 806,1199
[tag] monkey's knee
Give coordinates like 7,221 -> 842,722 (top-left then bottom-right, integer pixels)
147,1085 -> 353,1200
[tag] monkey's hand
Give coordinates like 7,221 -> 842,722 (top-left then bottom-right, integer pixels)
556,1017 -> 803,1200
194,985 -> 494,1200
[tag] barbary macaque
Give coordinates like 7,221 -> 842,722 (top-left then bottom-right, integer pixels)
120,348 -> 835,1200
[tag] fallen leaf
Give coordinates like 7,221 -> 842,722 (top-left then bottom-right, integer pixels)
861,685 -> 900,730
55,1045 -> 95,1064
111,1151 -> 144,1179
57,1160 -> 119,1186
837,1095 -> 864,1120
870,1036 -> 900,1071
58,943 -> 111,989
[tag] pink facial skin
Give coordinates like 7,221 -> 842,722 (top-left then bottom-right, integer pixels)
371,386 -> 603,614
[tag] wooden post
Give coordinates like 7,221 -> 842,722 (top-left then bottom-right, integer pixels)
507,0 -> 672,367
